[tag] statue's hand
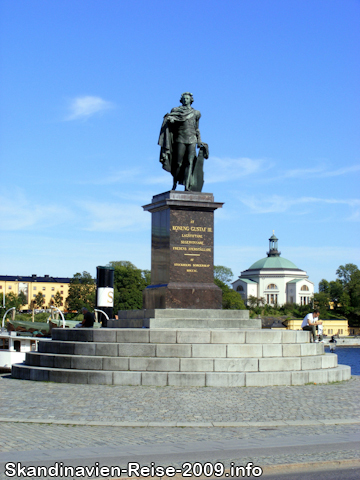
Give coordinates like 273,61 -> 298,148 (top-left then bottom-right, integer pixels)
197,143 -> 203,148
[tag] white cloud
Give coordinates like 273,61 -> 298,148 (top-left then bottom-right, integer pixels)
65,96 -> 114,120
77,168 -> 141,185
239,194 -> 360,219
78,201 -> 149,232
261,163 -> 360,182
0,191 -> 74,231
206,157 -> 267,184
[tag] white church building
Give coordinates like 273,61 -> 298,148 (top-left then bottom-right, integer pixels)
232,233 -> 314,306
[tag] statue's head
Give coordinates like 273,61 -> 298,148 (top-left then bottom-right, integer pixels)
180,92 -> 194,105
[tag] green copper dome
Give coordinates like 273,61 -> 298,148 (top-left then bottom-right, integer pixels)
248,256 -> 298,270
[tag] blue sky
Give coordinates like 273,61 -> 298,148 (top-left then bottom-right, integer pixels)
1,0 -> 359,290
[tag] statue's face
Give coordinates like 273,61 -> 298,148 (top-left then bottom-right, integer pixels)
181,94 -> 191,106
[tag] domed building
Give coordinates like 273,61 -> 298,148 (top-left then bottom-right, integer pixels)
232,233 -> 314,306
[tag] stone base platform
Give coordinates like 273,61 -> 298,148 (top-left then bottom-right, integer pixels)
11,328 -> 351,386
109,308 -> 259,329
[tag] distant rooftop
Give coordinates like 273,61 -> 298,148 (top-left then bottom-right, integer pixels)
0,275 -> 71,283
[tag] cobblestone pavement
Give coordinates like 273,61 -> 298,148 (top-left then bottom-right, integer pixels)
0,375 -> 359,479
1,375 -> 360,424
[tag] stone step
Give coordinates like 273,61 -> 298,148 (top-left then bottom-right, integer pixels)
111,318 -> 259,329
37,340 -> 323,357
118,309 -> 252,319
25,352 -> 336,372
11,364 -> 351,386
50,328 -> 310,344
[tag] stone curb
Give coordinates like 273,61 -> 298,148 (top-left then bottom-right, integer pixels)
0,417 -> 359,427
110,458 -> 360,480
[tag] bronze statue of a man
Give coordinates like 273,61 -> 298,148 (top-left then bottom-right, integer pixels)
158,92 -> 208,192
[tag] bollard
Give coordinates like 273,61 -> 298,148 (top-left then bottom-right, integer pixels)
96,266 -> 114,327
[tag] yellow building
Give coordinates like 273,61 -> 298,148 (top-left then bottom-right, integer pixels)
0,275 -> 71,311
284,318 -> 350,336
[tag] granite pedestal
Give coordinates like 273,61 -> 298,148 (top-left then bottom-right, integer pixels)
142,191 -> 223,309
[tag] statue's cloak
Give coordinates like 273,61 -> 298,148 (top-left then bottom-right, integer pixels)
158,107 -> 198,174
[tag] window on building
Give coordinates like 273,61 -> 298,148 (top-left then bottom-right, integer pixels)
33,294 -> 36,298
8,286 -> 12,290
301,285 -> 309,291
0,286 -> 2,289
51,287 -> 55,291
42,287 -> 46,291
61,291 -> 63,294
267,284 -> 278,290
33,286 -> 37,291
236,285 -> 244,292
51,295 -> 54,298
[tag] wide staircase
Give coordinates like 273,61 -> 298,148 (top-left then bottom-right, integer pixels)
11,328 -> 351,386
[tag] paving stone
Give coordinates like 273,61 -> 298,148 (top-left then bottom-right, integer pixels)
192,344 -> 226,358
227,344 -> 262,357
150,330 -> 177,344
259,357 -> 301,372
210,331 -> 245,344
95,342 -> 118,356
168,372 -> 205,386
113,371 -> 141,385
73,343 -> 96,356
102,357 -> 129,371
206,372 -> 245,387
262,344 -> 282,357
180,358 -> 214,372
141,372 -> 168,386
301,355 -> 323,370
129,357 -> 180,371
156,344 -> 192,357
282,344 -> 301,357
214,358 -> 258,372
177,330 -> 210,344
118,343 -> 156,357
116,330 -> 149,343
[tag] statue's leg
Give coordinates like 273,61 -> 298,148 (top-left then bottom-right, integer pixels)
173,143 -> 186,189
185,144 -> 196,191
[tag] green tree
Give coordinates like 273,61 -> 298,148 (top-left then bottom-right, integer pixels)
329,280 -> 343,309
34,291 -> 45,309
53,291 -> 63,308
312,292 -> 330,316
318,279 -> 330,293
214,279 -> 246,310
3,291 -> 27,310
336,263 -> 359,287
66,271 -> 95,312
108,261 -> 151,311
214,265 -> 234,285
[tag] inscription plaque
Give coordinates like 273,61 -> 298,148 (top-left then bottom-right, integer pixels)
143,191 -> 223,309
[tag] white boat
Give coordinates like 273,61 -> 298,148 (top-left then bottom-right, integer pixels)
0,330 -> 51,370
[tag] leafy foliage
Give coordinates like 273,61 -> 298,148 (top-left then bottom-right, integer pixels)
66,271 -> 95,312
52,291 -> 63,307
214,279 -> 246,310
318,263 -> 360,326
108,261 -> 151,311
214,265 -> 234,285
0,292 -> 27,312
34,291 -> 45,309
